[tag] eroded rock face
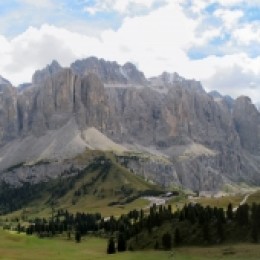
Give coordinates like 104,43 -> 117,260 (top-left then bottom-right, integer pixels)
17,69 -> 76,136
14,69 -> 111,137
104,77 -> 252,191
0,83 -> 18,143
0,58 -> 259,191
233,96 -> 260,154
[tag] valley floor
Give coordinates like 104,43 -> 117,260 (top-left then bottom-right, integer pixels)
1,188 -> 260,260
0,230 -> 260,260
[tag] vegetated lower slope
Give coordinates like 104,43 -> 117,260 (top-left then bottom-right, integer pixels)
247,190 -> 260,205
127,202 -> 260,251
5,196 -> 259,257
0,151 -> 163,218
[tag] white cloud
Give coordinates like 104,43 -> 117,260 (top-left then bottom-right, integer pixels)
233,24 -> 260,45
84,0 -> 165,15
193,28 -> 221,46
203,64 -> 260,103
214,9 -> 243,29
0,24 -> 102,84
0,2 -> 198,85
18,0 -> 54,8
0,35 -> 11,52
188,0 -> 211,14
217,0 -> 244,6
218,0 -> 260,7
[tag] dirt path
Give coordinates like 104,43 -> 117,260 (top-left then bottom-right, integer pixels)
239,193 -> 251,205
233,193 -> 252,211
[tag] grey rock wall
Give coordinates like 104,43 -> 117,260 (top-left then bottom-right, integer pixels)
0,58 -> 259,191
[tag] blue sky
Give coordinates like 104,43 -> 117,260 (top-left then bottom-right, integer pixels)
0,0 -> 121,36
0,0 -> 260,103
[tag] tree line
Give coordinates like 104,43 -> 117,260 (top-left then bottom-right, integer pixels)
3,201 -> 260,254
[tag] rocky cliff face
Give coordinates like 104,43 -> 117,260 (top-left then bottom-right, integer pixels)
0,58 -> 259,191
0,82 -> 18,143
233,96 -> 260,154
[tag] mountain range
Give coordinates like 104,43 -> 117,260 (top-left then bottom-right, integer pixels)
0,57 -> 259,192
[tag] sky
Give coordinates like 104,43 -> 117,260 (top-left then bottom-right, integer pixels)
0,0 -> 260,104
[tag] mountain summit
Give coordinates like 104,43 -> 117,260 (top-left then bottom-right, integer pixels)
0,75 -> 11,85
0,57 -> 259,192
70,57 -> 147,85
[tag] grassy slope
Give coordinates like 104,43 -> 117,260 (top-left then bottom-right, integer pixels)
53,151 -> 158,215
167,194 -> 245,213
4,151 -> 162,219
191,195 -> 245,208
0,230 -> 260,260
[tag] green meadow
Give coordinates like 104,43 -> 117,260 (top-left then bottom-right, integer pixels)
0,229 -> 260,260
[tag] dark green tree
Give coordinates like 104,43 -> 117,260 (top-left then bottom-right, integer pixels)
174,228 -> 181,246
217,221 -> 224,242
107,237 -> 116,254
162,232 -> 172,250
154,240 -> 159,249
226,203 -> 233,220
251,224 -> 258,243
117,232 -> 127,252
217,208 -> 226,224
75,231 -> 81,243
17,223 -> 21,233
203,224 -> 210,243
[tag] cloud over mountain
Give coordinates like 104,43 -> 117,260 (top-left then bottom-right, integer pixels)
0,0 -> 259,102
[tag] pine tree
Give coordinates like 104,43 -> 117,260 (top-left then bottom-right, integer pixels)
174,228 -> 181,246
168,204 -> 172,214
162,232 -> 172,250
236,204 -> 249,225
154,240 -> 159,249
107,237 -> 116,254
17,223 -> 21,233
203,223 -> 210,243
117,232 -> 127,252
217,221 -> 224,242
75,231 -> 81,243
251,224 -> 258,243
226,203 -> 233,220
217,208 -> 226,224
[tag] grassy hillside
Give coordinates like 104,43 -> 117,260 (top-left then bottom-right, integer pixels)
189,195 -> 245,208
1,151 -> 163,219
247,190 -> 260,205
167,193 -> 247,213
